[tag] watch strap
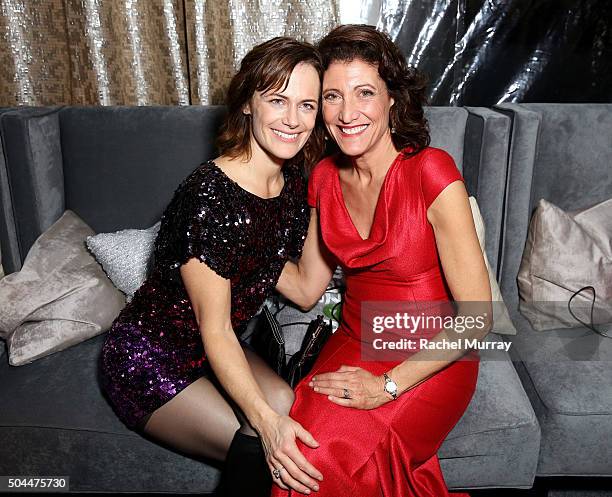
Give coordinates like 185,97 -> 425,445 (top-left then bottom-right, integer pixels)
383,373 -> 398,400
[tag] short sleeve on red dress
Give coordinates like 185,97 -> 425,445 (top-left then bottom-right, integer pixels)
420,148 -> 464,209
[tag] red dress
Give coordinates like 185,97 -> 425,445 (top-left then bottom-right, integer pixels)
271,147 -> 480,497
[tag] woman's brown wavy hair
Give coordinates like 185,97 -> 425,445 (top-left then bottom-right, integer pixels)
216,37 -> 325,171
318,25 -> 430,158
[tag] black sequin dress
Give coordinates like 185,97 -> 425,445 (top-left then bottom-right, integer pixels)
99,160 -> 309,430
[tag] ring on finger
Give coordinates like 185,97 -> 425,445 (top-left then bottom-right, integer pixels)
272,466 -> 283,479
343,388 -> 351,399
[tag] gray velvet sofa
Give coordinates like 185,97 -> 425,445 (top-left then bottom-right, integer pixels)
494,103 -> 612,481
0,105 -> 541,493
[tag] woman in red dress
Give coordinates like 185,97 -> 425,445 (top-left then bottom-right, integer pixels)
270,26 -> 492,496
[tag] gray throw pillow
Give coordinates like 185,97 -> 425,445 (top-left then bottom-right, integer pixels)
0,210 -> 126,366
86,222 -> 160,301
518,198 -> 612,330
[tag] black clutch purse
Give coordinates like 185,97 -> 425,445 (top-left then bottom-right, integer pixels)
250,305 -> 286,377
286,315 -> 333,388
249,305 -> 333,388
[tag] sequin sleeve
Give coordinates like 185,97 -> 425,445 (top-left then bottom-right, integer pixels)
154,164 -> 237,282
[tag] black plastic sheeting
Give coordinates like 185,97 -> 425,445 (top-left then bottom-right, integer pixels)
393,0 -> 612,105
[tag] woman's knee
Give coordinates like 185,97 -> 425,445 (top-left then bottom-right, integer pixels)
264,381 -> 295,416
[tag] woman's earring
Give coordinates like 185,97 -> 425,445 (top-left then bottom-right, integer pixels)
391,127 -> 396,134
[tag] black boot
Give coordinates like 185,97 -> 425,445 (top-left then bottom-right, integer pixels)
217,431 -> 272,497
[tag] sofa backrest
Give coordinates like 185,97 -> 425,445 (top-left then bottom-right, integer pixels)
0,106 -> 225,273
0,105 -> 504,275
59,106 -> 226,233
496,103 -> 612,307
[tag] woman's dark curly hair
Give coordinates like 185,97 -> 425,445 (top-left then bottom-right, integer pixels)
217,37 -> 325,171
318,25 -> 430,157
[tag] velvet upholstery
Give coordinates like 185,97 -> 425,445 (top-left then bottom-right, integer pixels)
0,105 -> 540,492
508,309 -> 612,476
517,198 -> 612,330
0,105 -> 226,273
59,105 -> 226,234
0,108 -> 34,273
0,332 -> 540,492
0,107 -> 65,274
426,106 -> 467,173
440,338 -> 539,489
494,104 -> 541,309
463,108 -> 511,276
0,210 -> 125,366
495,103 -> 612,477
0,334 -> 221,493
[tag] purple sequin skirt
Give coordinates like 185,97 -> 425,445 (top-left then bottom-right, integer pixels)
99,278 -> 211,430
99,322 -> 210,430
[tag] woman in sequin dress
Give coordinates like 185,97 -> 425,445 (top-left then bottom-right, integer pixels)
273,26 -> 492,497
99,37 -> 326,497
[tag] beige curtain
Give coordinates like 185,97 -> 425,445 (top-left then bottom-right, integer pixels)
0,0 -> 339,106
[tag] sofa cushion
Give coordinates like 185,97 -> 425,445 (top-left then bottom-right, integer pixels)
507,309 -> 612,476
495,103 -> 612,477
0,329 -> 540,491
0,210 -> 125,366
0,333 -> 220,493
518,198 -> 612,331
438,335 -> 540,488
86,221 -> 160,302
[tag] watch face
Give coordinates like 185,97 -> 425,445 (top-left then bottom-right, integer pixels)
385,380 -> 397,393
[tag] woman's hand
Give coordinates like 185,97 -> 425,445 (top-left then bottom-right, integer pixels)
257,413 -> 323,494
309,365 -> 390,409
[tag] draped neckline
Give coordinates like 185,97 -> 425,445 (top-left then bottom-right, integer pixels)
334,151 -> 404,242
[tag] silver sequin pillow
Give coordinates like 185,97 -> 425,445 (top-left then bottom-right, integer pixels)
86,222 -> 160,301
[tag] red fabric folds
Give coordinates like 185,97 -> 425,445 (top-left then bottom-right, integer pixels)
272,148 -> 479,497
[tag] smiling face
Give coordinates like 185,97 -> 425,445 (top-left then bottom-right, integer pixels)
322,59 -> 395,158
244,62 -> 320,164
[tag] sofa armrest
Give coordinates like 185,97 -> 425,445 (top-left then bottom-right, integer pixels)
0,107 -> 65,274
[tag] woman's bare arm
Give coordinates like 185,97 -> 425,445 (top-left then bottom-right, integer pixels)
180,259 -> 323,492
309,181 -> 492,409
386,181 -> 492,394
276,208 -> 336,310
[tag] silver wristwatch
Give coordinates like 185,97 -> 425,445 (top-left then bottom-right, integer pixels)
383,373 -> 398,400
